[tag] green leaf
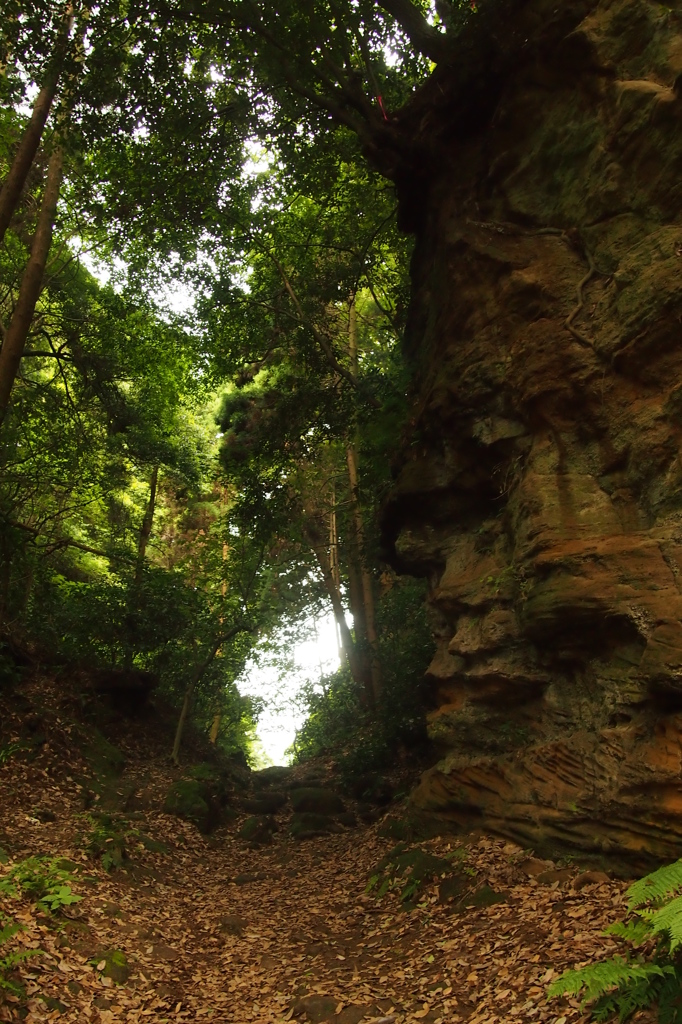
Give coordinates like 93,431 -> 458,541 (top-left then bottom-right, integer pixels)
647,895 -> 682,952
547,957 -> 671,1005
627,860 -> 682,911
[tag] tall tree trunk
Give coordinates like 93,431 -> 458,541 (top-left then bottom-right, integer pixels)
171,623 -> 249,763
0,7 -> 74,244
0,145 -> 63,425
0,533 -> 11,627
344,299 -> 369,670
327,493 -> 344,662
134,465 -> 159,586
346,443 -> 382,703
304,518 -> 374,706
0,84 -> 60,245
346,297 -> 382,702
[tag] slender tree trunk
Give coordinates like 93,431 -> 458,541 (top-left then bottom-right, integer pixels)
0,145 -> 63,425
134,465 -> 159,585
171,623 -> 249,763
346,297 -> 382,701
209,713 -> 221,744
0,84 -> 59,245
345,517 -> 367,642
0,6 -> 74,244
0,533 -> 11,626
344,298 -> 369,666
304,519 -> 374,706
328,493 -> 344,663
346,443 -> 382,703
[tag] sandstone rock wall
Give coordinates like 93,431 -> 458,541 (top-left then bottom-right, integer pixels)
384,0 -> 682,871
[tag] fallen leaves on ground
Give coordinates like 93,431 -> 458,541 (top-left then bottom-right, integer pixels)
0,685 -> 658,1024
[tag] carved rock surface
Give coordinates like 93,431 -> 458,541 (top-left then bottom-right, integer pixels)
384,0 -> 682,871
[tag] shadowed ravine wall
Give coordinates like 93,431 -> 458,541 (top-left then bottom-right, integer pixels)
382,0 -> 682,872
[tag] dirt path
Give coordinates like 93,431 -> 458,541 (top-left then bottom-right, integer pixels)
0,718 -> 657,1024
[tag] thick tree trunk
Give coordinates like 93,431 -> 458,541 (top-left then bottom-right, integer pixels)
0,145 -> 63,425
134,465 -> 159,585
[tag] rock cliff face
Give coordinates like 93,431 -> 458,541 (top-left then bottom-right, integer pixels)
384,0 -> 682,871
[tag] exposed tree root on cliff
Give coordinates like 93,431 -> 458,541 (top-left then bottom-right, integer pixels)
0,716 -> 657,1024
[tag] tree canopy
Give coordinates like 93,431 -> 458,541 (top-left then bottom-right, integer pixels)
0,0 -> 520,761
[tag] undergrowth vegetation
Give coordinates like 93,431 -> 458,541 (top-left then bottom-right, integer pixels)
548,859 -> 682,1022
0,916 -> 37,996
0,857 -> 82,914
366,843 -> 469,905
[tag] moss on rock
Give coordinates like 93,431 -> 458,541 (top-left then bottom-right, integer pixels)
100,949 -> 130,984
239,815 -> 277,845
288,812 -> 342,840
289,787 -> 344,815
163,780 -> 214,834
242,791 -> 287,814
367,842 -> 465,903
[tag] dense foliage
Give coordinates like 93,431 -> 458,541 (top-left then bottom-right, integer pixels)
0,0 -> 484,763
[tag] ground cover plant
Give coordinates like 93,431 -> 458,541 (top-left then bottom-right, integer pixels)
0,857 -> 81,914
548,859 -> 682,1021
0,916 -> 36,996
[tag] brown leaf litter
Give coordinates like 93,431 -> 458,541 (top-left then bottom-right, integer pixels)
0,696 -> 658,1024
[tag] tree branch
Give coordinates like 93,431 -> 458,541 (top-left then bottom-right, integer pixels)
375,0 -> 453,63
267,250 -> 382,406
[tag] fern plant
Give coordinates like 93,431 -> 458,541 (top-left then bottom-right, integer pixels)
548,859 -> 682,1021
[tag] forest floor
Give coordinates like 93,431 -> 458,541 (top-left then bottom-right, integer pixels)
0,678 -> 657,1024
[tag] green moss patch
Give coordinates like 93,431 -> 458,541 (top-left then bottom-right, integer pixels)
163,780 -> 216,834
452,883 -> 507,913
289,787 -> 344,815
253,766 -> 293,789
82,732 -> 125,778
367,843 -> 469,904
238,815 -> 278,845
96,949 -> 130,984
288,812 -> 341,840
242,791 -> 287,814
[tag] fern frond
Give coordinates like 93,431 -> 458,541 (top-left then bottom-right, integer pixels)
605,919 -> 653,945
627,860 -> 682,911
647,895 -> 682,952
548,957 -> 672,1005
657,967 -> 682,1024
591,970 -> 672,1023
0,923 -> 20,945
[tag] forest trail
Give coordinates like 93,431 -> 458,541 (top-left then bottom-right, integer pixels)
0,684 -> 656,1024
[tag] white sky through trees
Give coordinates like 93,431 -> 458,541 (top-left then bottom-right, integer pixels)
237,612 -> 340,765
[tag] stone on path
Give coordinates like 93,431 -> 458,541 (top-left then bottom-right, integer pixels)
290,787 -> 344,815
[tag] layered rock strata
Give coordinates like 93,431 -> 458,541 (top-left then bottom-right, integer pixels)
384,0 -> 682,870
